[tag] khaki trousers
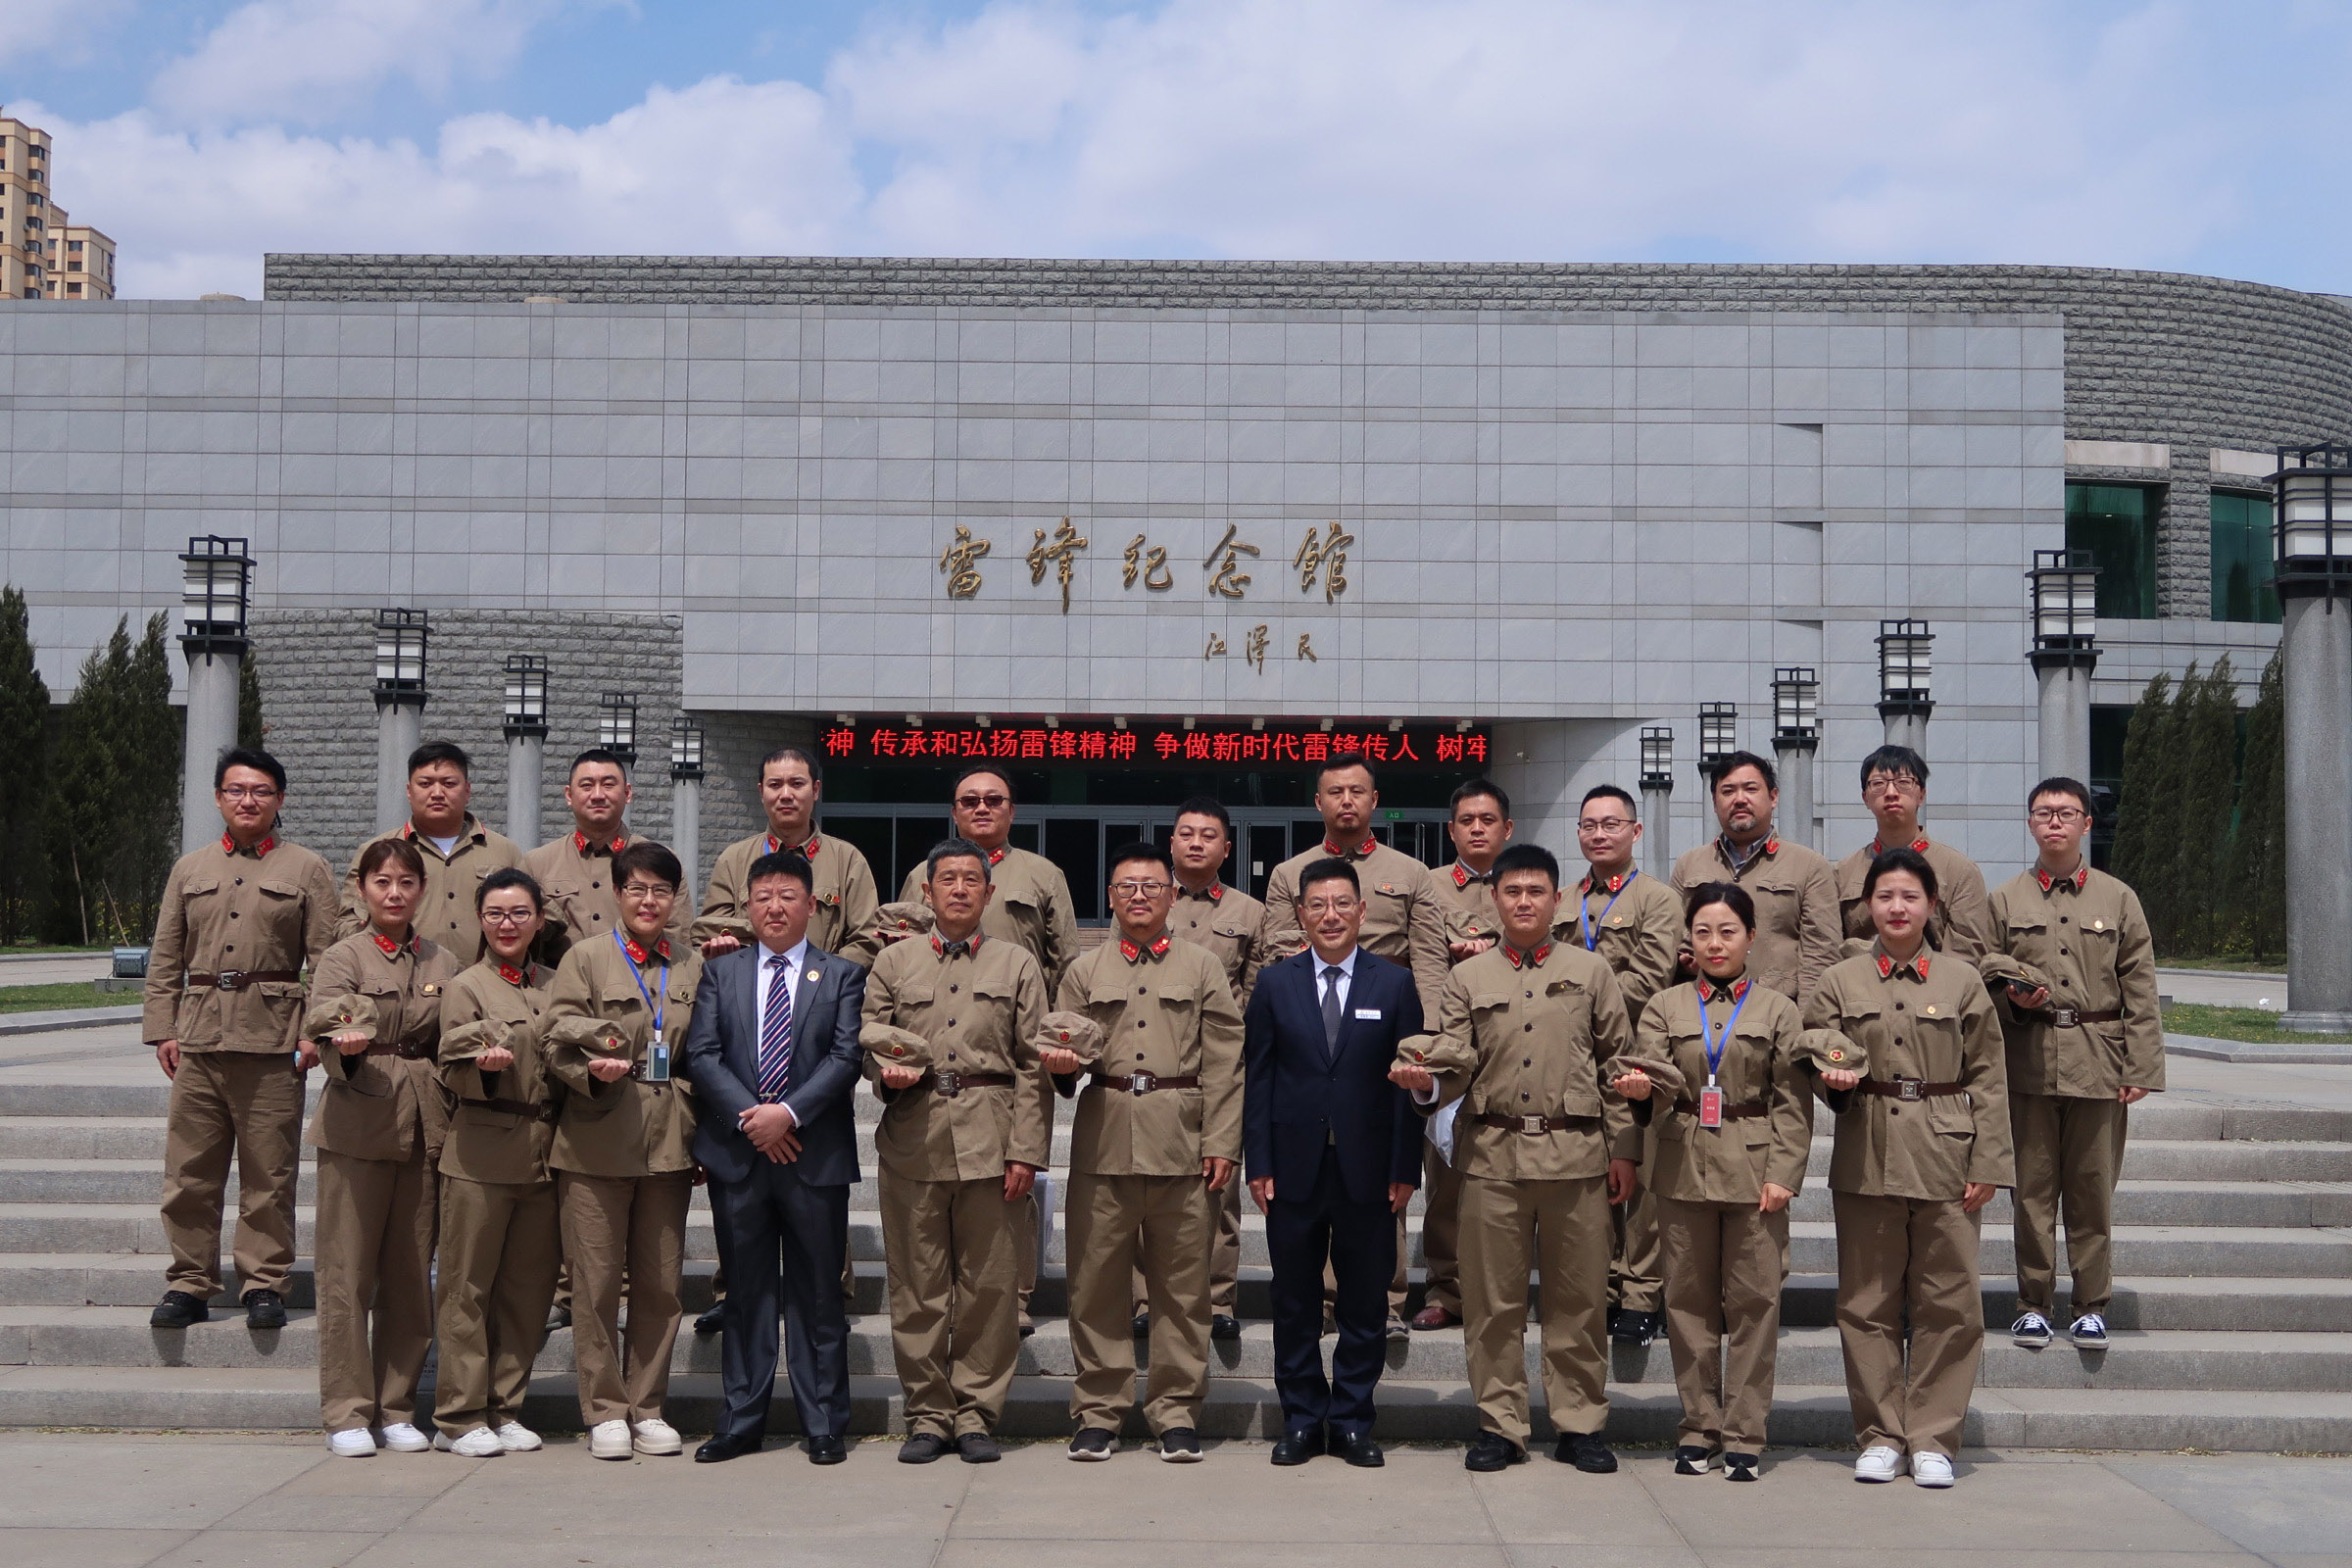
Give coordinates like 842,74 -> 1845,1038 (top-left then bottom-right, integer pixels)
1135,1176 -> 1244,1317
1608,1126 -> 1664,1313
314,1146 -> 437,1433
1459,1173 -> 1611,1447
1833,1190 -> 1984,1459
880,1166 -> 1021,1437
1655,1195 -> 1789,1452
159,1051 -> 306,1299
2011,1092 -> 2128,1317
1067,1171 -> 1211,1435
1014,1192 -> 1039,1328
433,1174 -> 562,1437
558,1169 -> 692,1427
1419,1144 -> 1464,1317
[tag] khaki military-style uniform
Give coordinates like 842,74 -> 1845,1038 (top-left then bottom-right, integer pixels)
1430,859 -> 1504,954
1153,878 -> 1268,1318
1411,861 -> 1503,1320
1806,945 -> 2013,1460
1054,931 -> 1244,1437
1430,941 -> 1638,1449
1624,978 -> 1816,1453
1564,865 -> 1685,1322
863,933 -> 1053,1437
698,829 -> 881,964
1672,834 -> 1840,1009
1979,863 -> 2163,1320
343,815 -> 530,965
143,833 -> 339,1304
544,931 -> 703,1428
432,957 -> 561,1439
1834,834 -> 1994,962
526,827 -> 690,962
303,929 -> 461,1435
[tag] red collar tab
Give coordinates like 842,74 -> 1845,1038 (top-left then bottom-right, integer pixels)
2036,864 -> 2090,894
1700,976 -> 1750,1004
1876,951 -> 1930,981
1119,932 -> 1173,963
1452,862 -> 1494,889
575,830 -> 627,856
496,961 -> 531,988
1326,837 -> 1376,859
371,931 -> 414,958
986,845 -> 1007,866
1765,837 -> 1780,856
619,934 -> 670,966
1584,871 -> 1628,897
1504,942 -> 1552,969
222,832 -> 273,858
1872,835 -> 1931,857
1179,881 -> 1223,902
766,832 -> 821,858
931,933 -> 980,957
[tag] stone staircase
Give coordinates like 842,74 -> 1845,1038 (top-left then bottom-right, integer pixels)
3,1069 -> 2351,1449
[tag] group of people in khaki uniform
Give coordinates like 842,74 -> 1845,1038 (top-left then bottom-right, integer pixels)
141,726 -> 2159,1487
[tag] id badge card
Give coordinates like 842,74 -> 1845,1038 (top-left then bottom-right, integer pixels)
644,1042 -> 672,1083
1697,1085 -> 1724,1128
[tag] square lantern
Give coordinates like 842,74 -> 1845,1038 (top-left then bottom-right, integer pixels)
1877,619 -> 1935,706
1772,667 -> 1819,744
2029,549 -> 2098,650
372,608 -> 428,698
670,715 -> 705,780
2275,444 -> 2352,576
179,536 -> 252,644
598,691 -> 639,762
502,654 -> 548,737
1697,704 -> 1738,773
1639,726 -> 1674,793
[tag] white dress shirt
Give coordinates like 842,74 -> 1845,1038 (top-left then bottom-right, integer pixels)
751,937 -> 811,1121
1310,944 -> 1359,1017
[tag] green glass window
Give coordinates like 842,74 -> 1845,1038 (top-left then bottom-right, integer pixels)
2210,491 -> 2279,624
2065,483 -> 2160,619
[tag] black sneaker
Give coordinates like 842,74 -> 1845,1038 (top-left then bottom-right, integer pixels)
244,1289 -> 287,1330
1210,1314 -> 1242,1342
898,1432 -> 950,1464
1156,1427 -> 1201,1463
2010,1310 -> 2053,1348
1673,1445 -> 1712,1476
1068,1428 -> 1115,1462
1464,1433 -> 1525,1471
2068,1312 -> 2110,1349
1610,1309 -> 1659,1346
150,1291 -> 208,1329
1722,1451 -> 1760,1483
1556,1431 -> 1618,1473
956,1432 -> 1002,1464
1132,1311 -> 1151,1337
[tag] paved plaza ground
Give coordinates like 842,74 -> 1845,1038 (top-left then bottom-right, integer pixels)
2,1432 -> 2346,1568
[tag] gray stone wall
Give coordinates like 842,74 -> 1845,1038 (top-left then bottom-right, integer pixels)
266,257 -> 2352,622
249,607 -> 684,868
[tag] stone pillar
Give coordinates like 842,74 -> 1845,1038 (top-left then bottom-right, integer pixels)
1772,738 -> 1817,854
671,772 -> 703,906
1878,704 -> 1932,757
504,730 -> 545,849
177,642 -> 244,856
2279,593 -> 2352,1032
2032,651 -> 2096,786
374,697 -> 423,835
1640,784 -> 1673,878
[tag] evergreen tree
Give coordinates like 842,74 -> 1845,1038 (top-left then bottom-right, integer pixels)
0,588 -> 51,945
122,612 -> 181,935
48,613 -> 181,945
237,648 -> 265,750
2175,656 -> 2238,956
2237,649 -> 2287,960
2112,670 -> 2182,952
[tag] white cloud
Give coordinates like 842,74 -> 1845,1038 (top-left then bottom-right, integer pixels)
149,0 -> 607,124
0,0 -> 133,66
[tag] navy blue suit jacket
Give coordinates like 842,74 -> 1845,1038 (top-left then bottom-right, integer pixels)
1244,949 -> 1425,1207
681,943 -> 866,1188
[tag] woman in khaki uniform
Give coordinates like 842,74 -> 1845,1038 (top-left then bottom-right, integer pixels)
1613,882 -> 1820,1482
432,868 -> 562,1456
1805,848 -> 2012,1491
544,842 -> 702,1462
304,837 -> 460,1457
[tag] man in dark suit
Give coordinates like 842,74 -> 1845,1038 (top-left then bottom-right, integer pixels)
1245,856 -> 1424,1468
679,851 -> 866,1463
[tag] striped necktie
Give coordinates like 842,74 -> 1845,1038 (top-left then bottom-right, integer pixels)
757,953 -> 795,1102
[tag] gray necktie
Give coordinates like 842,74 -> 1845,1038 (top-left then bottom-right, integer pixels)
1321,964 -> 1344,1050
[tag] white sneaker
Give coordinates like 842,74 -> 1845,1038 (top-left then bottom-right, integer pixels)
632,1417 -> 682,1455
377,1422 -> 430,1452
495,1421 -> 542,1452
327,1428 -> 376,1458
1910,1451 -> 1956,1488
1853,1445 -> 1904,1483
590,1419 -> 633,1460
447,1426 -> 505,1457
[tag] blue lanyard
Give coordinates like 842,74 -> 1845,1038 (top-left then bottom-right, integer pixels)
613,930 -> 666,1039
1578,869 -> 1636,952
1698,981 -> 1750,1088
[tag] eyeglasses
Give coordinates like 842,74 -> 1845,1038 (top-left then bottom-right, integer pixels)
1299,897 -> 1361,915
218,786 -> 279,802
955,793 -> 1011,810
479,908 -> 537,926
1577,816 -> 1633,834
1109,880 -> 1171,898
2029,808 -> 2087,824
1864,773 -> 1924,793
619,882 -> 676,899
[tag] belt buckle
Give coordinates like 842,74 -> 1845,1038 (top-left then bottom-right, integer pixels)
1895,1077 -> 1925,1102
215,970 -> 246,993
1131,1071 -> 1156,1096
934,1070 -> 963,1097
2048,1005 -> 2081,1028
1519,1114 -> 1546,1135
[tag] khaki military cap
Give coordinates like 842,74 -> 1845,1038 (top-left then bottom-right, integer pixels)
861,1022 -> 933,1072
1037,1009 -> 1106,1064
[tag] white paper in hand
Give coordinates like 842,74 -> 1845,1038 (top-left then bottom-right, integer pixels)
1427,1098 -> 1459,1164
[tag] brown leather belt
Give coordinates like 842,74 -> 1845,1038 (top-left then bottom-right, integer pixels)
1857,1076 -> 1966,1102
921,1070 -> 1014,1097
1474,1112 -> 1599,1134
359,1042 -> 434,1060
1673,1099 -> 1768,1119
186,970 -> 301,992
2022,1006 -> 2123,1028
1087,1071 -> 1200,1095
461,1096 -> 555,1121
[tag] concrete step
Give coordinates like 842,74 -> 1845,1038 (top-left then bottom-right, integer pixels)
3,1363 -> 2351,1451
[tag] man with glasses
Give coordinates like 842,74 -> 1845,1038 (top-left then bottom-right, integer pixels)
528,748 -> 690,960
1833,745 -> 1992,962
1042,843 -> 1244,1461
1977,778 -> 2162,1353
1568,785 -> 1684,1347
342,741 -> 529,964
145,749 -> 341,1331
1672,751 -> 1839,1010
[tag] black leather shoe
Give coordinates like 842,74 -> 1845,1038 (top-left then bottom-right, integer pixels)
806,1435 -> 847,1465
693,1302 -> 726,1335
1329,1429 -> 1385,1468
1132,1311 -> 1151,1336
1556,1431 -> 1618,1473
1609,1308 -> 1659,1346
956,1432 -> 1002,1464
1674,1444 -> 1712,1476
1210,1314 -> 1242,1342
1722,1451 -> 1760,1483
1270,1428 -> 1324,1466
695,1433 -> 761,1463
898,1433 -> 950,1464
1464,1433 -> 1525,1472
150,1291 -> 208,1329
243,1289 -> 286,1330
546,1305 -> 571,1332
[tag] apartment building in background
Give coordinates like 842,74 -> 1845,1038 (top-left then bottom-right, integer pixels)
1,109 -> 116,302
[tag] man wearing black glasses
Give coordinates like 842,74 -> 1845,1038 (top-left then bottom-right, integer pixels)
1977,777 -> 2162,1355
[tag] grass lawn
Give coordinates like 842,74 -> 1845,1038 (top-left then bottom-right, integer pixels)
2162,1002 -> 2352,1046
2155,956 -> 2290,974
0,982 -> 131,1015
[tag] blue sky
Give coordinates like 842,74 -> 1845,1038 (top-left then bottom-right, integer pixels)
5,0 -> 2350,300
